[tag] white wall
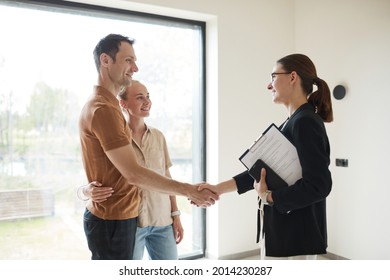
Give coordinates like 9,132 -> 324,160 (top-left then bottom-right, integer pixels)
72,0 -> 390,259
295,0 -> 390,260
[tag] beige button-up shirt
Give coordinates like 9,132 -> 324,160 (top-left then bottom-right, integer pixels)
132,126 -> 173,227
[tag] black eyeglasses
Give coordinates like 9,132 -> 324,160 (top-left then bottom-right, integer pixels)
270,72 -> 292,82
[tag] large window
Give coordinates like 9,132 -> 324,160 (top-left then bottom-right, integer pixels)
0,0 -> 205,259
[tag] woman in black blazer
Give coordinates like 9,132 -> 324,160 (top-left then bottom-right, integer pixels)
201,54 -> 333,259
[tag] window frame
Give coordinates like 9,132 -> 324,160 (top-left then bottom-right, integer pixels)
0,0 -> 207,260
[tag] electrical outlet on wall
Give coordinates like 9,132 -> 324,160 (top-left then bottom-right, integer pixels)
335,158 -> 348,167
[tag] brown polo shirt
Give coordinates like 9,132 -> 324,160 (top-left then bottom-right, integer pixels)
79,86 -> 139,220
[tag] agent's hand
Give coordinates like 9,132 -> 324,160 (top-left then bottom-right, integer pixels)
254,168 -> 268,196
254,168 -> 273,205
197,183 -> 219,195
198,179 -> 237,196
83,181 -> 114,203
194,180 -> 238,206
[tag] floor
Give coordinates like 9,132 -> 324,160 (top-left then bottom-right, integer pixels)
201,254 -> 330,260
240,254 -> 329,260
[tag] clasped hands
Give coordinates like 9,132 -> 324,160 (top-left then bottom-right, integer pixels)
196,167 -> 270,205
82,168 -> 269,208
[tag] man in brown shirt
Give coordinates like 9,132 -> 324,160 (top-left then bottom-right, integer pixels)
79,34 -> 217,260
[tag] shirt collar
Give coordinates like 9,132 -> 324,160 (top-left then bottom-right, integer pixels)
94,86 -> 120,108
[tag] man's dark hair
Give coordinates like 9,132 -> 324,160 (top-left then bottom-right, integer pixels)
93,34 -> 135,72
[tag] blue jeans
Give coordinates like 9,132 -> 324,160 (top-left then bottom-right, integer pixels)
133,224 -> 178,260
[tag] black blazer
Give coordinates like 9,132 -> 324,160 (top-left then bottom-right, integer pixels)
234,103 -> 332,257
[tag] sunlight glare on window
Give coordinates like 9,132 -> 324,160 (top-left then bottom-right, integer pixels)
0,1 -> 204,259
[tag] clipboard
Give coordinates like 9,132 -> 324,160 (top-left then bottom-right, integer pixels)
239,123 -> 276,169
239,123 -> 302,189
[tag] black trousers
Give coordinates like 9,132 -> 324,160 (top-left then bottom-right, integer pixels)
83,209 -> 137,260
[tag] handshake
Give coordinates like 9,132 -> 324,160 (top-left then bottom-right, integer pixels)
187,182 -> 221,208
79,181 -> 221,208
79,169 -> 269,207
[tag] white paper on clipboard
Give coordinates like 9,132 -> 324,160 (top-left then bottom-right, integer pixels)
239,123 -> 302,186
